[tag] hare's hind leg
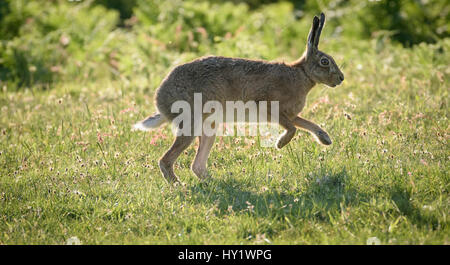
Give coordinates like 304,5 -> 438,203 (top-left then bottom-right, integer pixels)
191,133 -> 216,180
159,135 -> 195,183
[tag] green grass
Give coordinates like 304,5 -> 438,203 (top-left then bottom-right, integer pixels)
0,31 -> 449,244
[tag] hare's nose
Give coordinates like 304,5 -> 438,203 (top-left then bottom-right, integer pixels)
339,74 -> 344,82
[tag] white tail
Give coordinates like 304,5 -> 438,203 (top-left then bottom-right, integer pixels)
132,113 -> 167,131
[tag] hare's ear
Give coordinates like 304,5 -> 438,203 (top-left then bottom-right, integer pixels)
306,15 -> 320,58
313,13 -> 325,48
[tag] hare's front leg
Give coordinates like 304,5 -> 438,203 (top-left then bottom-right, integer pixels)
293,116 -> 332,145
191,133 -> 216,180
276,115 -> 297,149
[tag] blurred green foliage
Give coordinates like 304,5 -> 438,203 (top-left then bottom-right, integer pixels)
0,0 -> 448,89
0,0 -> 118,88
94,0 -> 136,21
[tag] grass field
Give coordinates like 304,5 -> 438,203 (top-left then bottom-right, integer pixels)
0,1 -> 449,245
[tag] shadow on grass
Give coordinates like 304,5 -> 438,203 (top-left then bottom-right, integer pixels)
178,168 -> 441,231
389,186 -> 441,230
180,168 -> 365,222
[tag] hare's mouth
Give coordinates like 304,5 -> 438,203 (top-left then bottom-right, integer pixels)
330,82 -> 339,87
330,74 -> 344,87
332,79 -> 343,87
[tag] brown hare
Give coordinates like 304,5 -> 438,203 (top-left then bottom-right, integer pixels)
133,13 -> 344,183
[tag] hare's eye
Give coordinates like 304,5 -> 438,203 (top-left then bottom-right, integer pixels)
320,58 -> 329,66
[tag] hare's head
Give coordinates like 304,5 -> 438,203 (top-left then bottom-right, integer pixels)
304,13 -> 344,87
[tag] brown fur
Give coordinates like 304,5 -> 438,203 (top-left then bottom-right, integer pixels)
134,13 -> 344,183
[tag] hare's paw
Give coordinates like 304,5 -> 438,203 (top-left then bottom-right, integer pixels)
276,139 -> 287,149
159,160 -> 180,183
276,134 -> 291,149
276,129 -> 296,149
316,130 -> 332,145
192,166 -> 212,181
